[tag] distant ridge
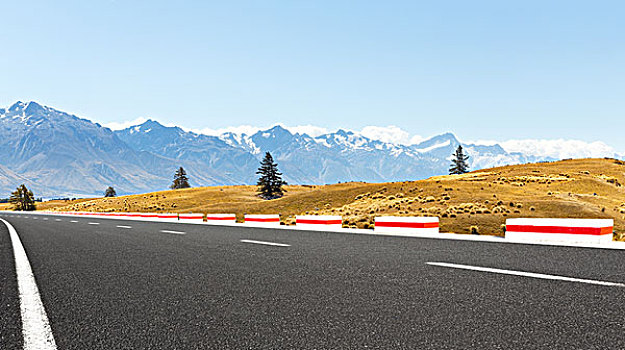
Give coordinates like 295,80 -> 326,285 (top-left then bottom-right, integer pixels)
0,101 -> 560,197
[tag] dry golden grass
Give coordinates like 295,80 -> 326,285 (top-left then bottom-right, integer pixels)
23,158 -> 625,240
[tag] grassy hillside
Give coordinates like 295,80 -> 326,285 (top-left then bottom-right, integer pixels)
10,158 -> 625,239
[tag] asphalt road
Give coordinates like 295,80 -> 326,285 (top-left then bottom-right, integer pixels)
1,213 -> 625,349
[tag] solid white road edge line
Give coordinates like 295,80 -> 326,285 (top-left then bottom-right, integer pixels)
87,222 -> 100,225
116,225 -> 132,229
160,230 -> 185,235
240,239 -> 290,247
427,262 -> 625,287
1,218 -> 57,349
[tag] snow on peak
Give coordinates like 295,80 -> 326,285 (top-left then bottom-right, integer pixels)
413,140 -> 451,153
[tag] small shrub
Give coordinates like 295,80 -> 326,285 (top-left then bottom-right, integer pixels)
530,206 -> 536,211
501,224 -> 506,233
470,226 -> 479,235
516,203 -> 522,208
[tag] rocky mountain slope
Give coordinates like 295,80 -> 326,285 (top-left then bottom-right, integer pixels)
0,101 -> 556,196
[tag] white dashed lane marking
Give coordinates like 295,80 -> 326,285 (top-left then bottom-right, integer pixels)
160,230 -> 185,235
116,225 -> 132,229
88,222 -> 100,225
240,239 -> 291,247
70,220 -> 78,223
427,262 -> 625,287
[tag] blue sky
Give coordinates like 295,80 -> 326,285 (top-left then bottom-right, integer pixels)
1,1 -> 624,152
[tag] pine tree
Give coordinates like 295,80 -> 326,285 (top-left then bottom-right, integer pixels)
449,145 -> 470,175
104,186 -> 117,197
256,152 -> 287,199
9,184 -> 36,211
170,167 -> 191,189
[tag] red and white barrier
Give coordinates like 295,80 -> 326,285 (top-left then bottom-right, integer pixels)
506,218 -> 613,244
178,213 -> 205,224
138,213 -> 159,221
156,213 -> 179,222
244,214 -> 280,227
374,216 -> 439,235
296,215 -> 342,230
205,213 -> 236,225
125,212 -> 143,220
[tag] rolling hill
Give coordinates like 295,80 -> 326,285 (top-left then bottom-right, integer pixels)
24,158 -> 625,239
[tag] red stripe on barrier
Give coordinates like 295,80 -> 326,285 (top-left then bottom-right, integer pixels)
246,218 -> 280,222
506,225 -> 613,236
296,219 -> 342,225
375,221 -> 439,229
140,214 -> 158,218
157,215 -> 178,219
179,216 -> 203,219
206,217 -> 235,220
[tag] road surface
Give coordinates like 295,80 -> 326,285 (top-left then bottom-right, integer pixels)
1,212 -> 625,349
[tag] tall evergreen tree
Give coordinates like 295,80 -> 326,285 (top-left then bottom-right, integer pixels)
256,152 -> 287,199
170,167 -> 191,189
449,145 -> 470,174
9,184 -> 36,211
104,186 -> 117,197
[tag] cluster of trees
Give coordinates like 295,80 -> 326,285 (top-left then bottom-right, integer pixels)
161,153 -> 286,200
9,184 -> 36,211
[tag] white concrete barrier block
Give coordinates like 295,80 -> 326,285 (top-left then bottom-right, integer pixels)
178,213 -> 205,224
156,213 -> 179,222
374,216 -> 439,235
137,213 -> 159,221
123,212 -> 144,220
244,214 -> 281,226
205,213 -> 236,225
505,218 -> 613,244
296,215 -> 343,230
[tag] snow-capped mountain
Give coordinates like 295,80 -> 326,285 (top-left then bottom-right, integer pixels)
0,101 -> 557,197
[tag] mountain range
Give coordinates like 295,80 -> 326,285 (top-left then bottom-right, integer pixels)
0,101 -> 562,197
